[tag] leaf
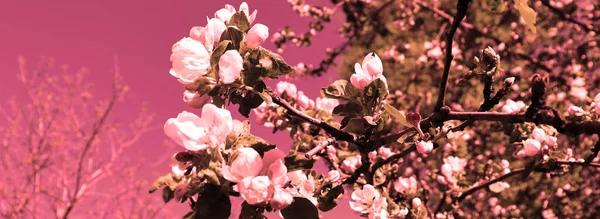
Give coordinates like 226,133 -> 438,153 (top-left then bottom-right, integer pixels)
257,91 -> 272,104
284,154 -> 315,171
332,101 -> 363,116
363,78 -> 388,113
485,0 -> 505,13
281,197 -> 319,219
383,103 -> 411,127
198,169 -> 221,186
220,27 -> 244,50
321,80 -> 360,101
229,11 -> 251,32
239,202 -> 267,219
149,173 -> 179,193
514,0 -> 537,34
211,40 -> 234,67
341,117 -> 369,135
317,185 -> 344,212
162,187 -> 174,203
182,211 -> 195,219
195,184 -> 232,219
265,51 -> 294,78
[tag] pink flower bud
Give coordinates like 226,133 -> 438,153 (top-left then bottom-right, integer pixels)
218,50 -> 243,84
516,150 -> 527,159
245,24 -> 269,49
416,141 -> 434,155
412,198 -> 422,209
183,90 -> 210,109
531,127 -> 546,142
523,139 -> 541,156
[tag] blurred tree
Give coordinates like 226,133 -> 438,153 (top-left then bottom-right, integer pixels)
0,56 -> 171,218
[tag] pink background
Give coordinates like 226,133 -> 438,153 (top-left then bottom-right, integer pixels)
0,0 -> 358,218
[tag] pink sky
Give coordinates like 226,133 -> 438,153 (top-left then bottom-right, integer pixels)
0,0 -> 359,218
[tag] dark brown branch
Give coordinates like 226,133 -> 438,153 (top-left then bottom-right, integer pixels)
268,91 -> 358,145
434,0 -> 472,112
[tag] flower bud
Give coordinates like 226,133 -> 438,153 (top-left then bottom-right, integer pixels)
245,24 -> 269,49
218,50 -> 243,84
416,141 -> 433,155
412,198 -> 422,209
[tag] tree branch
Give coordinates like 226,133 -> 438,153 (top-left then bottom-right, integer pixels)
434,0 -> 472,112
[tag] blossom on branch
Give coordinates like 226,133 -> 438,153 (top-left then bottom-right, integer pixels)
350,52 -> 386,89
163,104 -> 233,151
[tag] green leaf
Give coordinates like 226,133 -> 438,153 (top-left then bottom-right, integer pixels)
281,197 -> 319,219
220,27 -> 244,50
284,154 -> 315,171
228,11 -> 250,32
514,0 -> 537,34
185,76 -> 217,96
162,187 -> 174,203
195,184 -> 231,219
383,103 -> 411,127
332,101 -> 363,116
265,52 -> 294,78
341,117 -> 369,135
198,169 -> 221,186
317,185 -> 344,212
321,80 -> 360,101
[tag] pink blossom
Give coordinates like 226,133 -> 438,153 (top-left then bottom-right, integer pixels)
567,105 -> 585,116
275,81 -> 298,98
239,2 -> 258,24
327,170 -> 341,182
270,187 -> 294,209
569,87 -> 588,101
416,141 -> 434,155
189,18 -> 226,51
245,24 -> 269,49
377,147 -> 394,159
222,148 -> 263,183
169,37 -> 211,84
183,90 -> 209,109
412,197 -> 422,209
349,184 -> 380,213
523,139 -> 541,156
489,181 -> 510,193
368,197 -> 389,219
545,136 -> 557,147
163,104 -> 232,151
531,127 -> 546,142
592,93 -> 600,114
296,91 -> 315,109
287,170 -> 307,187
393,176 -> 418,193
214,4 -> 236,23
501,99 -> 526,113
316,97 -> 340,114
218,50 -> 243,84
238,176 -> 273,205
266,159 -> 288,187
350,53 -> 386,89
341,155 -> 362,172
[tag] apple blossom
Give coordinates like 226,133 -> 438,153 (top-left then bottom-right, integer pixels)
218,50 -> 243,84
316,97 -> 340,114
349,184 -> 381,213
275,81 -> 298,98
271,187 -> 294,209
169,37 -> 211,84
350,52 -> 386,89
183,90 -> 209,109
341,155 -> 362,172
393,176 -> 418,193
412,197 -> 422,209
296,91 -> 315,109
164,104 -> 233,151
327,170 -> 341,182
222,148 -> 263,183
531,127 -> 546,142
523,139 -> 541,156
501,99 -> 526,113
416,141 -> 434,155
239,2 -> 258,24
567,105 -> 585,116
238,176 -> 273,205
244,24 -> 269,49
214,4 -> 235,23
